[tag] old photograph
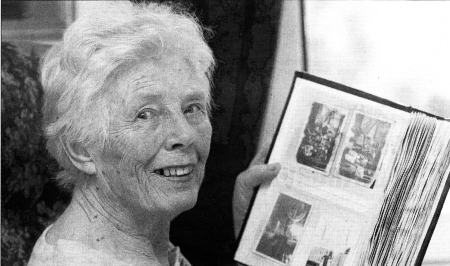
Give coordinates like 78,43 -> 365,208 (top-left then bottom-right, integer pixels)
306,247 -> 350,266
254,193 -> 312,264
304,211 -> 361,266
337,112 -> 391,186
296,102 -> 347,174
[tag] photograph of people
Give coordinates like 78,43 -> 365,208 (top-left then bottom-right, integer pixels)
21,2 -> 281,265
255,194 -> 312,264
306,247 -> 350,266
296,102 -> 346,173
338,113 -> 391,186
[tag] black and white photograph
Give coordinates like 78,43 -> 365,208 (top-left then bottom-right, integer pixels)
337,113 -> 391,186
3,1 -> 450,266
306,247 -> 350,266
254,193 -> 312,265
302,212 -> 360,266
296,102 -> 347,174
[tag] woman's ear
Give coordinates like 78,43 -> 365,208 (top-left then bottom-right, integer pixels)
60,137 -> 97,175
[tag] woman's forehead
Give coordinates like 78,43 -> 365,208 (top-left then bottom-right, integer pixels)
109,57 -> 210,101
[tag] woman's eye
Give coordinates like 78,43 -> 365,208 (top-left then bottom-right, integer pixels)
184,104 -> 203,115
137,109 -> 157,120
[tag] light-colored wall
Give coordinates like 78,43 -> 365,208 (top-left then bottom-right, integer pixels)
306,1 -> 450,119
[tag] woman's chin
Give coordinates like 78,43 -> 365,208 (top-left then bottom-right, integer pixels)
133,185 -> 200,218
165,186 -> 200,214
157,170 -> 203,213
176,197 -> 198,214
120,170 -> 204,218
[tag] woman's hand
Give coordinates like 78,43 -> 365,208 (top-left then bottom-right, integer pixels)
233,147 -> 281,238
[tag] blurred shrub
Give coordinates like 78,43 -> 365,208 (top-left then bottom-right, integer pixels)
1,42 -> 69,265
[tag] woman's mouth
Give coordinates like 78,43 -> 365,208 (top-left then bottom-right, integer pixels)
154,165 -> 194,177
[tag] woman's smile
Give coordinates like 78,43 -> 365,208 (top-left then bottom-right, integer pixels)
154,165 -> 194,177
153,164 -> 198,184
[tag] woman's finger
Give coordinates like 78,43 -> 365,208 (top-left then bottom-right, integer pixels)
240,163 -> 281,189
249,143 -> 271,166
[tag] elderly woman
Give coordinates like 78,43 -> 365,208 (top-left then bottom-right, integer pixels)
28,2 -> 279,266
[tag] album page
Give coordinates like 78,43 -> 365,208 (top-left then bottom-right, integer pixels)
236,76 -> 411,266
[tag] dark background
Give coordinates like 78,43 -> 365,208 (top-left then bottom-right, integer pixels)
168,1 -> 282,265
1,0 -> 283,265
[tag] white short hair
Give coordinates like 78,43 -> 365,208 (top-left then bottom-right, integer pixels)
41,1 -> 215,187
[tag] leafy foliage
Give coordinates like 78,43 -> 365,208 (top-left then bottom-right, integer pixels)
1,42 -> 69,265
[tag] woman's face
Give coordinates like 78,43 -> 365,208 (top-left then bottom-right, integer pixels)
95,55 -> 212,219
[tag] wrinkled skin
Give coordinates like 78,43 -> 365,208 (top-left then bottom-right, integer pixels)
97,55 -> 212,221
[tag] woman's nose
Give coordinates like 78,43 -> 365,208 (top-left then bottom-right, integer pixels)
164,113 -> 195,151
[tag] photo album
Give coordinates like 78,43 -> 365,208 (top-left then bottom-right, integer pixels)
235,72 -> 450,266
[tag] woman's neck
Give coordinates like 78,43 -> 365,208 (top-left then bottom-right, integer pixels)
49,182 -> 172,266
